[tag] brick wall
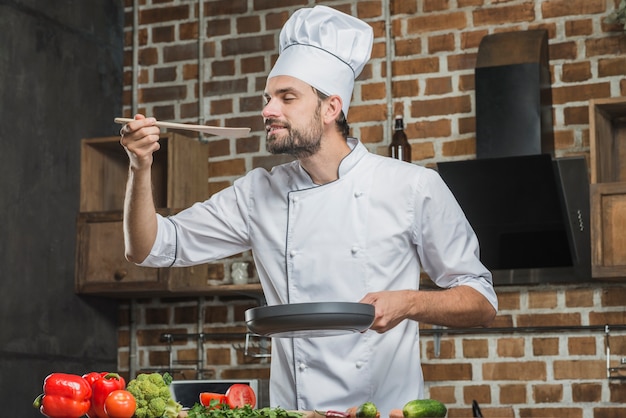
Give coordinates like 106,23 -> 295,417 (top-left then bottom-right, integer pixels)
117,0 -> 626,416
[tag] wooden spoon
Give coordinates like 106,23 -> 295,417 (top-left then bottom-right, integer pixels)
115,117 -> 251,139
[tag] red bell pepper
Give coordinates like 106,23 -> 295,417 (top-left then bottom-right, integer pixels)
91,372 -> 126,418
33,373 -> 92,418
82,372 -> 107,418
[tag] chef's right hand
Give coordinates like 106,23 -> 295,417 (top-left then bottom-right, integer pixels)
119,114 -> 161,170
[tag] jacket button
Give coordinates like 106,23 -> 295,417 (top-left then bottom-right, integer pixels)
299,362 -> 307,371
351,246 -> 359,254
355,361 -> 364,369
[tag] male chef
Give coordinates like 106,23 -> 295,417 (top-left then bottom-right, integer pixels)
120,5 -> 497,416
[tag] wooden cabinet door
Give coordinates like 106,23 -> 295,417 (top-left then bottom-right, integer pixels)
75,212 -> 164,295
591,183 -> 626,280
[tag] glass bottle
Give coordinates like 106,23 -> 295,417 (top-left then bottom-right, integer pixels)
389,115 -> 411,162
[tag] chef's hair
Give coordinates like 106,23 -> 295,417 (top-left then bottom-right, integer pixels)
314,88 -> 350,139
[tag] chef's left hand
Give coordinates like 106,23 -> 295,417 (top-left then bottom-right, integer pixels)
359,290 -> 411,333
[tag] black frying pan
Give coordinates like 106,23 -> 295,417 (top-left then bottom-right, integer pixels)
245,302 -> 375,338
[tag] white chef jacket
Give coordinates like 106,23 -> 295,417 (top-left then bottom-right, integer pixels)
140,138 -> 497,415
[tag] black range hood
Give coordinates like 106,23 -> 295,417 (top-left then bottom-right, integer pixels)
436,30 -> 591,285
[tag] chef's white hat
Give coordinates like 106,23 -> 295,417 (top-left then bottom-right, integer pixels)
267,5 -> 373,117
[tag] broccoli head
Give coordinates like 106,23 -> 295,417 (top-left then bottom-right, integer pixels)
126,372 -> 182,418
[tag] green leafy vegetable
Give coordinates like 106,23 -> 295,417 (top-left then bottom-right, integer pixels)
186,403 -> 304,418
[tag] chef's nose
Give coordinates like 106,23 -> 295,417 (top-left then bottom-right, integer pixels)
262,99 -> 279,119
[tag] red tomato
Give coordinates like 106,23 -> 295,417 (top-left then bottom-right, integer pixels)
199,392 -> 227,408
225,383 -> 257,408
104,390 -> 136,418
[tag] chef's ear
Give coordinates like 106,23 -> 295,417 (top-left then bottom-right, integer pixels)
323,94 -> 343,124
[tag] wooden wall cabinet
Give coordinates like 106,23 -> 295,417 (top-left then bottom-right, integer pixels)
75,133 -> 262,297
589,98 -> 626,280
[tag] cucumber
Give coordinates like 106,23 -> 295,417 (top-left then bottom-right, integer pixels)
402,399 -> 447,418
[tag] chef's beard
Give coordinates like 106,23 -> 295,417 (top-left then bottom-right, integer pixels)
265,103 -> 323,158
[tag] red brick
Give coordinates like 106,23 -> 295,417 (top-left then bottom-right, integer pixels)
561,61 -> 592,83
599,57 -> 626,77
442,138 -> 475,157
360,125 -> 385,144
458,0 -> 483,6
427,385 -> 456,403
532,337 -> 559,356
140,5 -> 191,25
563,105 -> 589,125
140,85 -> 187,103
601,286 -> 626,306
180,21 -> 198,40
357,0 -> 382,18
424,339 -> 455,359
393,57 -> 440,76
500,384 -> 527,404
236,136 -> 260,154
473,3 -> 535,26
236,15 -> 261,34
153,25 -> 175,43
361,82 -> 387,101
517,312 -> 581,327
541,0 -> 604,18
447,52 -> 478,71
348,103 -> 387,123
222,34 -> 275,56
554,129 -> 575,150
205,0 -> 247,15
424,76 -> 452,95
549,41 -> 578,61
411,96 -> 472,118
138,47 -> 158,66
180,63 -> 198,82
528,290 -> 558,309
591,407 -> 626,418
585,36 -> 626,57
565,19 -> 594,37
407,12 -> 467,34
553,83 -> 612,105
173,305 -> 198,324
392,79 -> 420,98
206,19 -> 231,37
391,0 -> 417,14
462,64 -> 485,89
203,78 -> 248,97
553,360 -> 606,379
463,384 -> 491,404
497,337 -> 525,358
461,29 -> 489,50
458,116 -> 475,135
518,407 -> 582,418
610,382 -> 626,403
148,350 -> 169,366
153,105 -> 175,121
413,119 -> 452,139
568,336 -> 597,356
565,288 -> 594,307
589,310 -> 626,325
210,98 -> 234,115
428,33 -> 455,54
412,142 -> 435,161
462,338 -> 489,358
422,362 -> 473,381
572,382 -> 602,402
532,384 -> 563,403
483,361 -> 546,381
